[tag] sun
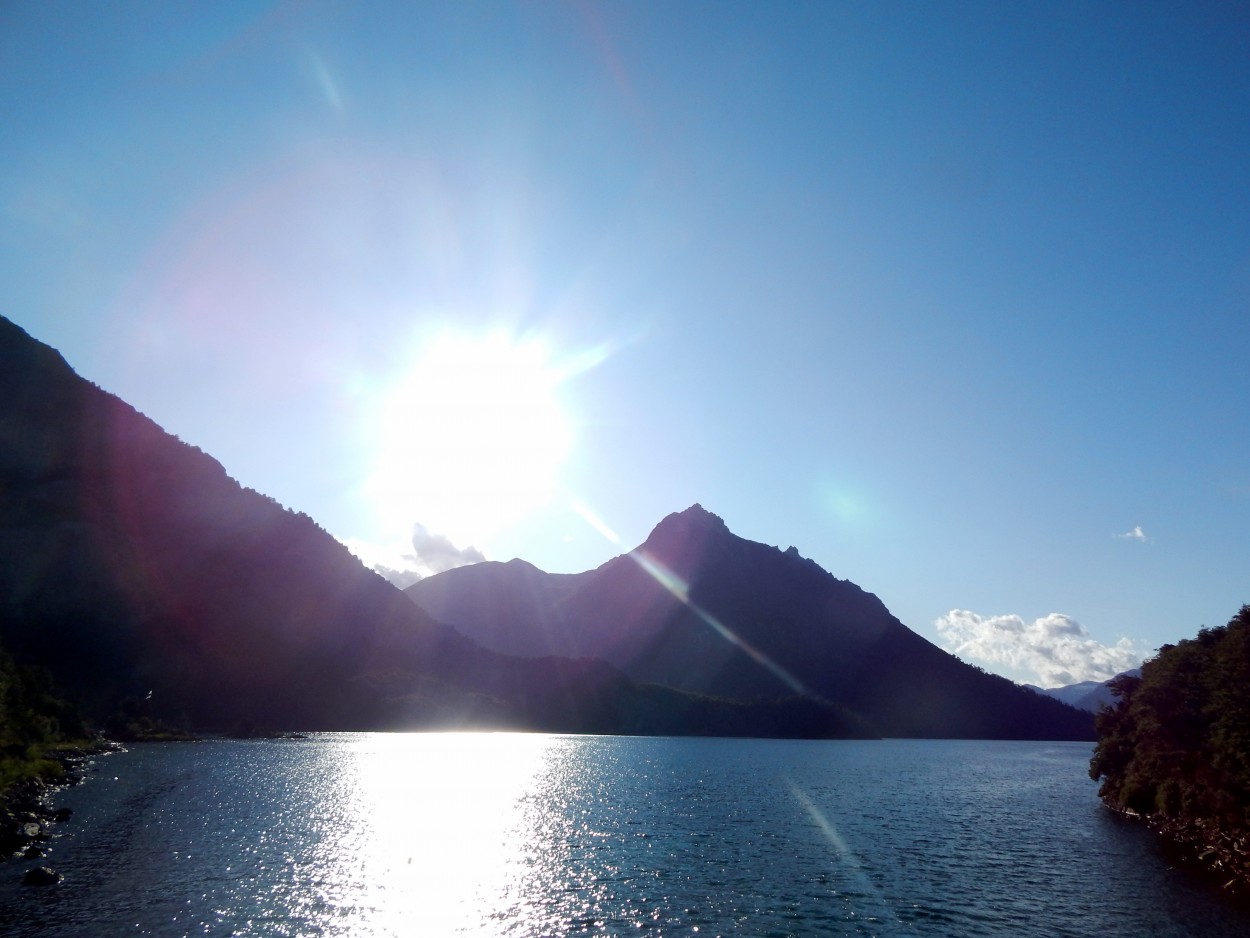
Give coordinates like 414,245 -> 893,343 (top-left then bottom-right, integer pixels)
364,329 -> 572,552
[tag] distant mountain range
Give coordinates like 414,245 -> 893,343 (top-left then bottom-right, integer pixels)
408,505 -> 1094,739
0,314 -> 1093,740
1024,670 -> 1142,713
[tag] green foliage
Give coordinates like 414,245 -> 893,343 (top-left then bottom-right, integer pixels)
0,643 -> 89,791
0,650 -> 85,750
1090,605 -> 1250,831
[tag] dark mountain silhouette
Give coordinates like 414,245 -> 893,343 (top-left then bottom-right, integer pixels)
409,505 -> 1095,740
0,315 -> 483,728
0,315 -> 870,738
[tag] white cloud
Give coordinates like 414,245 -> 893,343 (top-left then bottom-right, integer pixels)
935,609 -> 1142,687
342,523 -> 485,588
1115,525 -> 1148,542
368,562 -> 425,590
408,523 -> 486,574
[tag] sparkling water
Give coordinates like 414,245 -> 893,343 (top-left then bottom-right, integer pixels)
2,735 -> 1245,936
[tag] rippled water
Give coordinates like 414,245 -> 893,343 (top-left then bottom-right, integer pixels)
2,735 -> 1246,936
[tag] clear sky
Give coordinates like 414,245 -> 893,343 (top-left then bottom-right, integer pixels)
2,1 -> 1246,687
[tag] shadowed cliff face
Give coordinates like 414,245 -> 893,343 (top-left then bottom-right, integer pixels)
409,504 -> 1096,740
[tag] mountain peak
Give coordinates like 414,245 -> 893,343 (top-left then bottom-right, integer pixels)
633,504 -> 733,574
647,503 -> 728,538
408,499 -> 1096,740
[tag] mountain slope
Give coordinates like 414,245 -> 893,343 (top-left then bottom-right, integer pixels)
0,315 -> 874,739
0,315 -> 490,728
1025,670 -> 1142,713
409,505 -> 1095,739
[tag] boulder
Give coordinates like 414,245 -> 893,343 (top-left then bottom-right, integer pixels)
23,866 -> 63,886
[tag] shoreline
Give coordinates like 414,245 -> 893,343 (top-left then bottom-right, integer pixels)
1153,815 -> 1250,898
1,730 -> 300,870
1108,802 -> 1250,899
0,741 -> 120,867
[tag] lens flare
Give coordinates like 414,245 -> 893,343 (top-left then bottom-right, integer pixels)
630,548 -> 810,696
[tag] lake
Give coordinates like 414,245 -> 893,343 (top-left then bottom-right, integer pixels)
1,735 -> 1246,936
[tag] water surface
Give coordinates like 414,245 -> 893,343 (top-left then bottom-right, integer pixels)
1,735 -> 1245,936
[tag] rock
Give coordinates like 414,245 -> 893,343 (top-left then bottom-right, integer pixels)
52,807 -> 73,823
22,844 -> 43,859
23,866 -> 62,886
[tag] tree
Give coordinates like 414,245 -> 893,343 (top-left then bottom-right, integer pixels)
1089,605 -> 1250,887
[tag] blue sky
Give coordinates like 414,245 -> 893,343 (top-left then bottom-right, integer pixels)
2,1 -> 1246,686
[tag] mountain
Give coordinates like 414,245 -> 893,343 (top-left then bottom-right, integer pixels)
408,505 -> 1095,740
1025,680 -> 1105,709
0,314 -> 485,729
1025,670 -> 1142,713
0,315 -> 871,739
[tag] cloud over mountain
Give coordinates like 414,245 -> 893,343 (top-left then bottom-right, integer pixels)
409,523 -> 486,573
935,610 -> 1141,687
346,523 -> 486,587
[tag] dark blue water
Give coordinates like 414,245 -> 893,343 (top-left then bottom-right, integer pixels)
1,735 -> 1245,936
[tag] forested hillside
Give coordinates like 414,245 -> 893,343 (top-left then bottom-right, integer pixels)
1090,605 -> 1250,890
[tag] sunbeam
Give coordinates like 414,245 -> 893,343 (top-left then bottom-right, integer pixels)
569,496 -> 621,545
787,779 -> 901,929
629,548 -> 810,696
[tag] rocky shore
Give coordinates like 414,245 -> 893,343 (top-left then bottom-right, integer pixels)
1152,815 -> 1250,897
1110,802 -> 1250,899
1,742 -> 117,875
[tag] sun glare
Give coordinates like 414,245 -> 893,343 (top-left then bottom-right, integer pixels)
365,330 -> 573,551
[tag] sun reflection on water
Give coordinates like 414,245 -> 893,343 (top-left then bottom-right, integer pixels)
8,736 -> 1209,937
333,732 -> 560,936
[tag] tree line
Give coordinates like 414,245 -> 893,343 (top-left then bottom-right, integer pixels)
1090,604 -> 1250,887
0,644 -> 89,792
